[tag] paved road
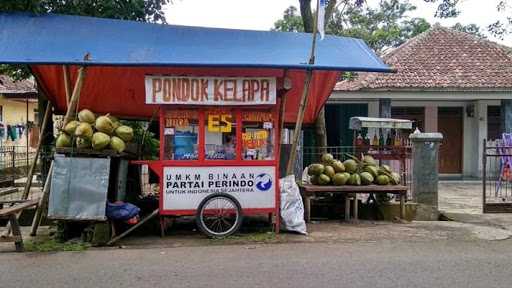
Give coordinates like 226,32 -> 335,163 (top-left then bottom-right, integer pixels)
1,240 -> 512,288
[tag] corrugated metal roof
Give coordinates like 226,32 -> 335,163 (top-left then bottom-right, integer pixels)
0,13 -> 391,72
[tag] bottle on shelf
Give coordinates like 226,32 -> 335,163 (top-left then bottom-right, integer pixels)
372,133 -> 379,146
378,131 -> 385,147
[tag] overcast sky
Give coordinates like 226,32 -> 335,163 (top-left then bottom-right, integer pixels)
164,0 -> 512,46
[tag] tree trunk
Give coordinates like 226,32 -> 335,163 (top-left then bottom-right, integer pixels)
299,0 -> 314,33
299,0 -> 336,150
315,107 -> 328,150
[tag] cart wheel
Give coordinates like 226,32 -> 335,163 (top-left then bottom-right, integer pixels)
196,193 -> 243,238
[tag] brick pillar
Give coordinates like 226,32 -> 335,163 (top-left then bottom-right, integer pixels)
410,132 -> 443,220
501,99 -> 512,133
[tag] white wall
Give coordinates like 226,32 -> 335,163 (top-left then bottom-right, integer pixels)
328,91 -> 504,178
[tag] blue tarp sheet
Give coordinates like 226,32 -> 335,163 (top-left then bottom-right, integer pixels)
0,13 -> 390,72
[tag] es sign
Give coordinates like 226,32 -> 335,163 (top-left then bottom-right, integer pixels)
145,76 -> 276,105
162,166 -> 276,211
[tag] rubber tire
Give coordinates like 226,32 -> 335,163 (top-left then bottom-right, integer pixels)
196,193 -> 243,238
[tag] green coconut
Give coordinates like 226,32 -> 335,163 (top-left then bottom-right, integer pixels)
107,115 -> 121,130
76,137 -> 91,149
75,122 -> 93,139
364,165 -> 379,178
310,175 -> 319,185
332,172 -> 350,186
63,120 -> 80,135
78,109 -> 96,124
360,172 -> 374,185
332,160 -> 345,173
324,165 -> 336,179
115,125 -> 134,142
376,175 -> 390,185
343,159 -> 358,174
363,155 -> 378,166
110,136 -> 126,153
318,174 -> 331,185
56,133 -> 72,148
92,132 -> 111,151
95,115 -> 115,135
308,163 -> 325,176
390,172 -> 401,185
321,153 -> 334,164
348,174 -> 361,186
380,164 -> 392,174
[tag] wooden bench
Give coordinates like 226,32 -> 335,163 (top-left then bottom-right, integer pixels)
0,199 -> 39,251
301,184 -> 408,222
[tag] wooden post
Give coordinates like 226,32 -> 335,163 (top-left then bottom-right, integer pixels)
63,65 -> 72,107
21,102 -> 52,200
107,209 -> 159,246
285,71 -> 313,175
30,162 -> 53,236
285,0 -> 319,176
63,66 -> 86,126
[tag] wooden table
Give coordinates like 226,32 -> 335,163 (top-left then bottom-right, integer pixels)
301,184 -> 408,222
0,199 -> 39,251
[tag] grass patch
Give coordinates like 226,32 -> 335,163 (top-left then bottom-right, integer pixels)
24,237 -> 90,252
208,232 -> 278,244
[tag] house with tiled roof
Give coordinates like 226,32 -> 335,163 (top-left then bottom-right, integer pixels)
0,75 -> 38,145
329,25 -> 512,178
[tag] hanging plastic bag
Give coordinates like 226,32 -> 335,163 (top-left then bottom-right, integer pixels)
280,175 -> 307,235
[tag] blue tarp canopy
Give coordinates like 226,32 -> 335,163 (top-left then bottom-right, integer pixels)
0,13 -> 390,72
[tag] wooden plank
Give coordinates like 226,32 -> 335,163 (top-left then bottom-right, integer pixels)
0,199 -> 39,217
9,214 -> 24,252
55,147 -> 129,157
30,163 -> 53,236
0,187 -> 18,197
302,184 -> 407,193
21,101 -> 52,200
107,209 -> 159,246
0,235 -> 21,242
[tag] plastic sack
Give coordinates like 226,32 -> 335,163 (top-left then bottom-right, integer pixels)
280,175 -> 307,235
106,201 -> 140,221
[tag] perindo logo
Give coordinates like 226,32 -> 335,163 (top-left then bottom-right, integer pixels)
255,173 -> 272,191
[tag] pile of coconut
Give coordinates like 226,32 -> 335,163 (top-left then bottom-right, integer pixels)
56,109 -> 134,153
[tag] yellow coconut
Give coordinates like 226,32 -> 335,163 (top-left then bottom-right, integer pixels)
110,136 -> 126,153
92,132 -> 111,151
75,122 -> 93,139
77,109 -> 96,124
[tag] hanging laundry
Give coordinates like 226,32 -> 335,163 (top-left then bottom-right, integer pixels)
7,125 -> 16,141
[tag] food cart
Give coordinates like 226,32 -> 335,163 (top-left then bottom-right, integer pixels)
0,13 -> 392,240
301,117 -> 412,222
349,116 -> 413,182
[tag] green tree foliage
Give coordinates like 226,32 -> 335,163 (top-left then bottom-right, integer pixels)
425,0 -> 511,39
0,0 -> 171,80
272,6 -> 304,32
451,23 -> 487,39
274,0 -> 431,53
327,0 -> 431,52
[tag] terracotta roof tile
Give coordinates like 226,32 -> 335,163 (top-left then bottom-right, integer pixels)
0,75 -> 36,95
334,25 -> 512,91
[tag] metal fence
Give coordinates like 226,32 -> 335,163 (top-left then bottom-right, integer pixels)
302,145 -> 414,200
0,145 -> 37,176
483,139 -> 512,213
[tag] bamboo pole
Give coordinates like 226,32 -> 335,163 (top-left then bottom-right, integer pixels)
285,0 -> 320,176
21,101 -> 52,200
30,162 -> 53,236
107,209 -> 160,246
63,66 -> 86,126
63,65 -> 72,107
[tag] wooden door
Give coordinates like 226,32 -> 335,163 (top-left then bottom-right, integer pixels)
438,107 -> 463,174
325,104 -> 368,146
